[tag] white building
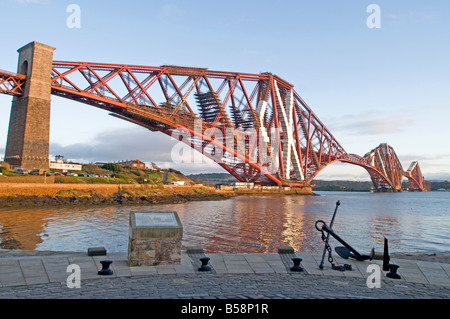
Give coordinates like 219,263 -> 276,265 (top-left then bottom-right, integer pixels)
167,181 -> 188,186
49,155 -> 82,172
233,182 -> 255,189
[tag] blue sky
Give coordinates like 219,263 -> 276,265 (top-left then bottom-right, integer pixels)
0,0 -> 449,181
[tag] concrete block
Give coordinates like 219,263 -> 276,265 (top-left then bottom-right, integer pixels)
87,247 -> 107,256
278,246 -> 295,254
186,246 -> 204,254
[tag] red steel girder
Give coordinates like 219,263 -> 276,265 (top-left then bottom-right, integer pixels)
0,70 -> 26,96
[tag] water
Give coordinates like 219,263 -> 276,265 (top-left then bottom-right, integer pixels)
0,191 -> 449,254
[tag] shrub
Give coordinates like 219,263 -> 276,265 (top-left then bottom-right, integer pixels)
101,163 -> 123,172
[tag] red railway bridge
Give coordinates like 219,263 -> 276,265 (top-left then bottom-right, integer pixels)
0,42 -> 430,192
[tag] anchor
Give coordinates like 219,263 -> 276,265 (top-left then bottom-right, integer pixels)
315,200 -> 375,270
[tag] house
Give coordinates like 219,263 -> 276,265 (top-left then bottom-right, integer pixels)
118,159 -> 146,169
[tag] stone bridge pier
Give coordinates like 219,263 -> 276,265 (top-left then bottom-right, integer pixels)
4,41 -> 55,171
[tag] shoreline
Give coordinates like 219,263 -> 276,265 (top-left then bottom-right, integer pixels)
0,183 -> 233,207
0,183 -> 315,208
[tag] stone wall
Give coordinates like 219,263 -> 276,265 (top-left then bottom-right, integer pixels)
128,236 -> 182,266
128,212 -> 183,266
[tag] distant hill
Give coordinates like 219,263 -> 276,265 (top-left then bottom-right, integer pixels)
186,173 -> 449,191
311,180 -> 373,192
429,180 -> 450,191
187,173 -> 237,185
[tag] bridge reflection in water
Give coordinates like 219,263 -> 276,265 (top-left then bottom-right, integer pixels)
1,192 -> 448,254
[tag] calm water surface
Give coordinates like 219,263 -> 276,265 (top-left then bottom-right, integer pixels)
0,191 -> 449,254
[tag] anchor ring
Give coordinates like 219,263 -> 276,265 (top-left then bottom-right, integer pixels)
315,220 -> 327,232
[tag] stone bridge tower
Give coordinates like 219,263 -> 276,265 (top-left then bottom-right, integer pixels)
4,41 -> 55,171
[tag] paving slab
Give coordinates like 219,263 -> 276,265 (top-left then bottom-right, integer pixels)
19,259 -> 49,285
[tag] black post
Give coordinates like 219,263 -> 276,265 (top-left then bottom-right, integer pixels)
290,258 -> 304,272
198,257 -> 211,271
386,264 -> 401,279
383,237 -> 390,271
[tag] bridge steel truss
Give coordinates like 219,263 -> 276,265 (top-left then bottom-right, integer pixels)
341,144 -> 418,192
49,61 -> 350,187
0,70 -> 26,96
1,60 -> 430,191
405,161 -> 431,192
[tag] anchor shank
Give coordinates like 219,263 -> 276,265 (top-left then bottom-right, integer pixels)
322,224 -> 363,259
319,201 -> 340,269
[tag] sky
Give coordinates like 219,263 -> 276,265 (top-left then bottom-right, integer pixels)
0,0 -> 449,181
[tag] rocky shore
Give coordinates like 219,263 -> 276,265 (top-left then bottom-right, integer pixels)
0,192 -> 233,207
0,183 -> 234,207
0,183 -> 316,207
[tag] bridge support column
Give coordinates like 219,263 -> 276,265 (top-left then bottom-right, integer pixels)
4,41 -> 55,171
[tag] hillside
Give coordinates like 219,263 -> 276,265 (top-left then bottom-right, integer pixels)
187,173 -> 237,185
61,164 -> 195,185
0,162 -> 196,185
311,180 -> 373,192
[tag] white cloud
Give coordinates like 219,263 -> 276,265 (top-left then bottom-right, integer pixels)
50,127 -> 176,163
326,109 -> 415,135
48,126 -> 224,175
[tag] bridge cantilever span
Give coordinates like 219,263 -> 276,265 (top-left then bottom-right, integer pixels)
404,161 -> 431,192
0,42 -> 430,192
48,60 -> 348,187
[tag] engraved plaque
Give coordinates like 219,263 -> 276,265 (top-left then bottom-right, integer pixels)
134,212 -> 178,227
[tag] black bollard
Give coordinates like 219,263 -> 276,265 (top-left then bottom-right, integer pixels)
198,257 -> 211,272
290,258 -> 304,272
386,263 -> 401,279
98,260 -> 113,276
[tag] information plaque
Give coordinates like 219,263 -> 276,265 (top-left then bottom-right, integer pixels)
134,212 -> 178,227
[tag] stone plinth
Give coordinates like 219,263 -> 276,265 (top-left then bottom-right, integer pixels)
128,211 -> 183,266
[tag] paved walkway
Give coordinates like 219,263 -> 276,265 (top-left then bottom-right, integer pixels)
0,248 -> 449,300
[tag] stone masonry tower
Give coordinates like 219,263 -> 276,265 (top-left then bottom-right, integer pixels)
4,42 -> 55,171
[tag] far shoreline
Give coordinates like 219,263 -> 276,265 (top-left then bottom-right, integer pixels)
0,182 -> 316,208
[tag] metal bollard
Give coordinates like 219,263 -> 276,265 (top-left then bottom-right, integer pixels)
98,260 -> 113,276
198,257 -> 211,272
290,257 -> 304,272
386,263 -> 401,279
